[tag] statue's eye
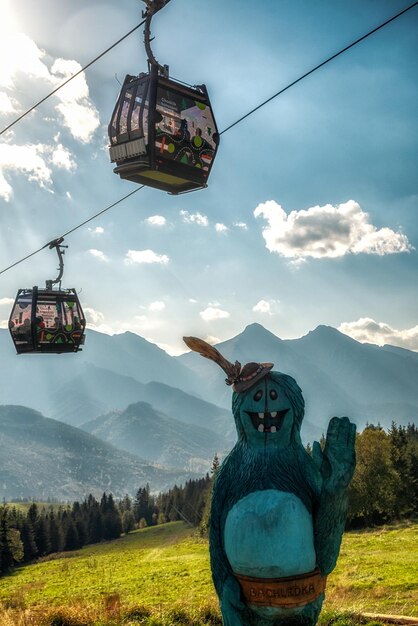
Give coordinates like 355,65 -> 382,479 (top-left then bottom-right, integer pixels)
253,389 -> 263,401
270,389 -> 278,400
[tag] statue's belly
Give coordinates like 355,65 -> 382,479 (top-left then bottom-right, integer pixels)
224,489 -> 316,579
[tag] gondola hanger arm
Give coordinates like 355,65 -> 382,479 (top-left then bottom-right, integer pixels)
142,0 -> 171,76
46,237 -> 68,290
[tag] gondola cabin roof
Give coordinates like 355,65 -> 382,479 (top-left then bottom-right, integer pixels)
108,68 -> 219,194
9,287 -> 86,355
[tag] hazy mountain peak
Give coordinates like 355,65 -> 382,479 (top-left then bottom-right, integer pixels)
241,322 -> 281,339
306,325 -> 355,344
0,405 -> 43,423
123,401 -> 155,415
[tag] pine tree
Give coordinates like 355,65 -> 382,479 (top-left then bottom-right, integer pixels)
35,513 -> 51,557
211,453 -> 220,475
20,518 -> 38,562
88,507 -> 103,544
65,521 -> 80,551
134,487 -> 149,523
0,509 -> 15,573
48,512 -> 64,554
102,494 -> 122,540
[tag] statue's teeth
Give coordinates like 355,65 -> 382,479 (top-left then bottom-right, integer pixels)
258,412 -> 264,419
270,426 -> 277,433
258,424 -> 264,432
271,412 -> 277,418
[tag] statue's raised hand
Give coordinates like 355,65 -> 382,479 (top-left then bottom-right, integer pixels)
312,417 -> 356,494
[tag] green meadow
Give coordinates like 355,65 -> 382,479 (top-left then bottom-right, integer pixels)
0,521 -> 417,625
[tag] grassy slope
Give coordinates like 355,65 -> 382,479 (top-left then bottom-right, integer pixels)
0,522 -> 417,622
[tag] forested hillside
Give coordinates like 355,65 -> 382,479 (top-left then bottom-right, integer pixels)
1,423 -> 417,577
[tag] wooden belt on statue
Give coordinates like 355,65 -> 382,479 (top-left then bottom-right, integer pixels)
235,568 -> 327,609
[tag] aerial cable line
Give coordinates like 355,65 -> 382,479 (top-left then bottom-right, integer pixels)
220,1 -> 418,136
0,186 -> 144,277
0,20 -> 146,137
0,1 -> 416,277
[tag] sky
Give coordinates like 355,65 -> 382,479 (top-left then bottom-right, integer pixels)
0,0 -> 417,355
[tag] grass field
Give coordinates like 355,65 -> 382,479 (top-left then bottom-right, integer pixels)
0,521 -> 417,625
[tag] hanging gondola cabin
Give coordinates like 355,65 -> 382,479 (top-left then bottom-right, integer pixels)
108,66 -> 219,194
9,287 -> 86,354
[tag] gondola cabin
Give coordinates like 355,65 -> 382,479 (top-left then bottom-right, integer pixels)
9,287 -> 86,354
108,67 -> 219,194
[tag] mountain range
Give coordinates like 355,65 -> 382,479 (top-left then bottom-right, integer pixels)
1,323 -> 417,500
0,405 -> 196,501
81,400 -> 224,472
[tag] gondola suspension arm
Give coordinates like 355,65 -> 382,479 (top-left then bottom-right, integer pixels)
45,237 -> 68,290
142,0 -> 171,76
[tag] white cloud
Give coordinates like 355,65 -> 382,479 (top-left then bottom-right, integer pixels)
88,226 -> 104,236
0,143 -> 53,200
149,301 -> 165,312
215,223 -> 228,233
0,30 -> 100,143
0,297 -> 14,306
0,91 -> 16,113
0,32 -> 51,88
252,299 -> 280,315
83,307 -> 105,326
51,59 -> 100,143
234,222 -> 248,230
254,199 -> 412,260
0,140 -> 78,201
0,27 -> 100,197
189,298 -> 198,304
146,215 -> 166,226
88,249 -> 109,262
338,318 -> 418,352
200,307 -> 230,322
155,342 -> 186,356
204,335 -> 220,345
125,249 -> 169,265
180,210 -> 209,226
0,298 -> 13,327
51,144 -> 76,170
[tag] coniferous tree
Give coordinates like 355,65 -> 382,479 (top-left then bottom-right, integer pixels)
20,518 -> 38,562
102,494 -> 122,540
389,422 -> 418,517
64,520 -> 80,551
0,509 -> 15,574
34,513 -> 51,557
48,512 -> 64,553
133,486 -> 150,524
88,506 -> 103,543
27,503 -> 39,526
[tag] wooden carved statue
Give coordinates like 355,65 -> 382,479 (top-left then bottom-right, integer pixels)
183,336 -> 356,626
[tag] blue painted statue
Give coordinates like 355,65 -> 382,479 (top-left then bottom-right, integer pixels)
183,336 -> 356,626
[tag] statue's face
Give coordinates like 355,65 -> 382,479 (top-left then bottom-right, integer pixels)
238,376 -> 294,447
